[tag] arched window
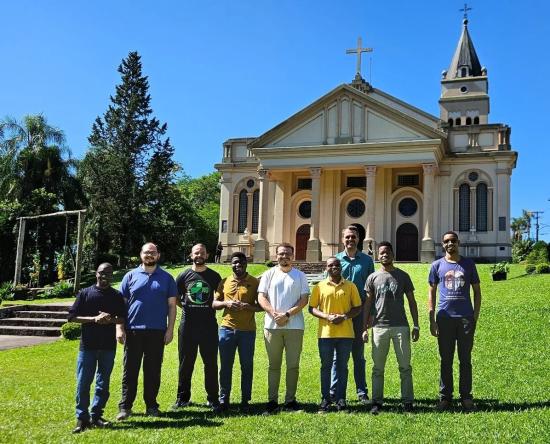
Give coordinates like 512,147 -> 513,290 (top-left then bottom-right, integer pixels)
473,116 -> 479,124
461,67 -> 468,77
448,118 -> 453,127
238,189 -> 248,233
251,189 -> 259,233
476,183 -> 488,232
455,118 -> 461,126
459,184 -> 470,232
466,117 -> 472,125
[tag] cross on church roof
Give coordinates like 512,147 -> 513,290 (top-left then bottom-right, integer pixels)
460,3 -> 472,21
346,36 -> 373,77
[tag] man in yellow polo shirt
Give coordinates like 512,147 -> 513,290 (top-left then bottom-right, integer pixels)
309,257 -> 362,413
213,252 -> 260,411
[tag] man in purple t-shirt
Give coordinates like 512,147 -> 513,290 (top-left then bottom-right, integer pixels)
428,231 -> 481,412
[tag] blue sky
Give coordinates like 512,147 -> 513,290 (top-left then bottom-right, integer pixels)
1,0 -> 549,240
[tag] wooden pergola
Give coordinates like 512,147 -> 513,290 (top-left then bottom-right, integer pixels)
13,209 -> 87,291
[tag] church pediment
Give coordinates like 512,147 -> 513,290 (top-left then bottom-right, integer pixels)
251,84 -> 444,149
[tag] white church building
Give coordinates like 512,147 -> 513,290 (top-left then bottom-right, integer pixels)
215,18 -> 518,263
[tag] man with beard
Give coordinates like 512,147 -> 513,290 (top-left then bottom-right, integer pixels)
333,226 -> 374,404
258,242 -> 309,414
172,243 -> 222,413
428,231 -> 481,412
213,252 -> 260,411
117,243 -> 177,420
69,263 -> 126,433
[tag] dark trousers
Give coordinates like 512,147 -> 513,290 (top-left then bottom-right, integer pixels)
119,329 -> 165,410
177,322 -> 219,403
436,313 -> 475,401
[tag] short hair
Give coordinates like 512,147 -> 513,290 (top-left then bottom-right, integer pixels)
378,241 -> 393,253
141,242 -> 159,253
442,231 -> 459,240
276,242 -> 294,254
326,256 -> 340,265
96,262 -> 113,271
191,243 -> 208,253
230,251 -> 247,262
342,226 -> 359,237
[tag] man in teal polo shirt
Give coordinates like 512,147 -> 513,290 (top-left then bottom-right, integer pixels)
333,226 -> 374,403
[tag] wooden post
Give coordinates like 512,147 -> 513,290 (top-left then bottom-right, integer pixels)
74,211 -> 86,292
13,218 -> 26,286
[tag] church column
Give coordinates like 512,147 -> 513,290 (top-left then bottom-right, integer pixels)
496,166 -> 511,251
254,168 -> 270,262
364,165 -> 377,254
421,163 -> 436,262
306,167 -> 322,261
218,173 -> 232,262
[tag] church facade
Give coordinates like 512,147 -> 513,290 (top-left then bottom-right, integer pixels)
215,19 -> 517,263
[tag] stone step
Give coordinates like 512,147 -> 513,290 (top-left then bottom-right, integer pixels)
13,310 -> 69,319
21,303 -> 73,312
0,325 -> 61,337
294,262 -> 325,274
0,318 -> 67,327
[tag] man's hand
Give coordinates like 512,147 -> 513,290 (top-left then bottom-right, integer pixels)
429,319 -> 438,337
331,314 -> 346,325
95,312 -> 111,324
116,325 -> 126,345
273,311 -> 289,326
361,330 -> 369,343
164,329 -> 174,345
227,300 -> 244,311
412,328 -> 420,342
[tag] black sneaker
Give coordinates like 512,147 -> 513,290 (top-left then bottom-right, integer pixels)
72,419 -> 90,434
145,406 -> 161,417
318,399 -> 331,414
171,400 -> 190,411
336,399 -> 348,412
329,392 -> 336,403
239,401 -> 250,413
263,401 -> 279,415
358,393 -> 370,405
90,417 -> 111,428
209,401 -> 223,414
116,409 -> 132,421
283,400 -> 303,412
370,403 -> 382,415
403,402 -> 414,413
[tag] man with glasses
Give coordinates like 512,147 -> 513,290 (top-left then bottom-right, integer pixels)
428,231 -> 482,412
333,226 -> 374,404
258,242 -> 309,414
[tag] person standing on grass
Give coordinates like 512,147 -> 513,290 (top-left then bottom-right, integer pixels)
428,231 -> 481,412
213,251 -> 260,411
172,243 -> 223,413
362,241 -> 419,415
215,242 -> 223,263
117,243 -> 178,420
258,242 -> 309,414
69,262 -> 127,433
334,226 -> 374,404
309,257 -> 362,413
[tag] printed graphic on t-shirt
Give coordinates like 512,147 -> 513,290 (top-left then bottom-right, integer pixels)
443,270 -> 465,297
376,279 -> 398,299
187,280 -> 211,304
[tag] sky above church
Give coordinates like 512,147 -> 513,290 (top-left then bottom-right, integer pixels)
1,0 -> 549,240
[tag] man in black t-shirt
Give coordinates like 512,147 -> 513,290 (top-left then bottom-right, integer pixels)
172,244 -> 222,412
68,263 -> 126,433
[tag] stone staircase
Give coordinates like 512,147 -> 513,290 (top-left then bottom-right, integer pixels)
293,262 -> 325,286
0,304 -> 70,337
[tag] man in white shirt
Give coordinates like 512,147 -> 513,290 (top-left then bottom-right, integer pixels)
258,242 -> 309,414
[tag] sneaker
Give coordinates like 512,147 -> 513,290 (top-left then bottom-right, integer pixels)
283,400 -> 303,412
239,401 -> 250,413
318,399 -> 331,414
72,419 -> 90,434
358,393 -> 370,405
210,402 -> 224,414
90,417 -> 111,428
329,392 -> 336,403
461,398 -> 477,412
116,409 -> 132,421
403,402 -> 414,413
263,401 -> 279,415
145,406 -> 161,417
370,403 -> 382,415
436,399 -> 451,412
171,400 -> 190,411
336,399 -> 348,412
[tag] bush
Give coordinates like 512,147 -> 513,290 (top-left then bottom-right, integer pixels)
61,322 -> 81,340
0,282 -> 14,303
526,241 -> 549,265
525,264 -> 536,274
490,262 -> 510,274
512,239 -> 534,263
45,281 -> 74,299
265,260 -> 275,268
535,263 -> 550,274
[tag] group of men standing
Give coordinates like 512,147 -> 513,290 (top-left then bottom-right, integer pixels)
69,228 -> 481,432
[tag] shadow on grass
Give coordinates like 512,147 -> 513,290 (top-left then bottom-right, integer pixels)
112,411 -> 224,429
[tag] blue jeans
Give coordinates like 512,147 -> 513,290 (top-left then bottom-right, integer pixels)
319,338 -> 352,401
76,349 -> 116,420
218,327 -> 255,404
331,315 -> 367,397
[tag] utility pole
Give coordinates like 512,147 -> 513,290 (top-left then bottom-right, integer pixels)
530,210 -> 544,242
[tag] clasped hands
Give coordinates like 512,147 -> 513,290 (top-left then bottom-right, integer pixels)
94,311 -> 113,324
326,313 -> 346,325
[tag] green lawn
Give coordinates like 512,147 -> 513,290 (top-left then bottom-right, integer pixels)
0,263 -> 549,443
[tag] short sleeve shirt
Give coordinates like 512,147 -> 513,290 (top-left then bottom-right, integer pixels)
258,267 -> 310,330
215,273 -> 259,331
177,267 -> 222,327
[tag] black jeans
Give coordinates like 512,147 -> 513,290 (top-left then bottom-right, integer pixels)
176,322 -> 219,403
119,329 -> 165,410
436,313 -> 475,401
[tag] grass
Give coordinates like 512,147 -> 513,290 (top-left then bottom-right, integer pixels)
0,263 -> 549,443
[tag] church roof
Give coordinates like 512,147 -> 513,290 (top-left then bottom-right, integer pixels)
446,19 -> 483,79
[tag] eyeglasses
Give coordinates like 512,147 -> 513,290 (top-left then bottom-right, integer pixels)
443,239 -> 458,244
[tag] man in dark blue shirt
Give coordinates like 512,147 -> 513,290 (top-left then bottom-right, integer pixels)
69,263 -> 126,433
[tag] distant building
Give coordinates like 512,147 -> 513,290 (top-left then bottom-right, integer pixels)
215,18 -> 517,262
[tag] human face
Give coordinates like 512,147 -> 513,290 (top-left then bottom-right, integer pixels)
342,229 -> 358,251
442,234 -> 459,254
140,244 -> 159,267
378,246 -> 394,266
276,246 -> 293,267
326,258 -> 342,279
231,256 -> 247,277
95,264 -> 113,288
190,245 -> 208,265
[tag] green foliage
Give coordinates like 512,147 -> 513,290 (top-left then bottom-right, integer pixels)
511,239 -> 534,263
0,282 -> 15,304
525,264 -> 536,274
526,241 -> 549,265
265,260 -> 275,267
45,280 -> 74,298
60,322 -> 81,340
535,263 -> 550,274
490,261 -> 510,274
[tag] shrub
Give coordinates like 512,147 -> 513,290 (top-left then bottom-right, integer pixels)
45,281 -> 74,299
61,322 -> 81,340
526,241 -> 549,265
265,260 -> 275,268
525,264 -> 536,274
512,239 -> 534,263
0,282 -> 15,303
535,263 -> 550,274
490,262 -> 510,274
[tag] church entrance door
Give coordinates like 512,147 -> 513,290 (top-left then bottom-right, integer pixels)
396,223 -> 418,261
295,224 -> 310,261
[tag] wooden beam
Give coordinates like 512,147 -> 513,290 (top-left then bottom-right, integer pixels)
73,211 -> 86,292
18,209 -> 87,221
13,218 -> 26,286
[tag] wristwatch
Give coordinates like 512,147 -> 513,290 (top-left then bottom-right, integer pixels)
285,311 -> 290,318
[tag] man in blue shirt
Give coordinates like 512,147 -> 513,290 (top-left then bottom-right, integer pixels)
428,231 -> 482,412
334,226 -> 374,403
116,243 -> 178,420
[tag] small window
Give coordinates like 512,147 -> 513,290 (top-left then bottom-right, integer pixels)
397,175 -> 419,187
398,198 -> 418,217
246,179 -> 255,189
455,118 -> 461,126
468,172 -> 479,182
448,118 -> 454,127
460,86 -> 468,93
466,117 -> 472,125
347,199 -> 365,218
346,176 -> 367,188
298,200 -> 311,218
297,178 -> 312,190
499,216 -> 506,232
473,116 -> 479,124
221,220 -> 227,233
461,67 -> 468,77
